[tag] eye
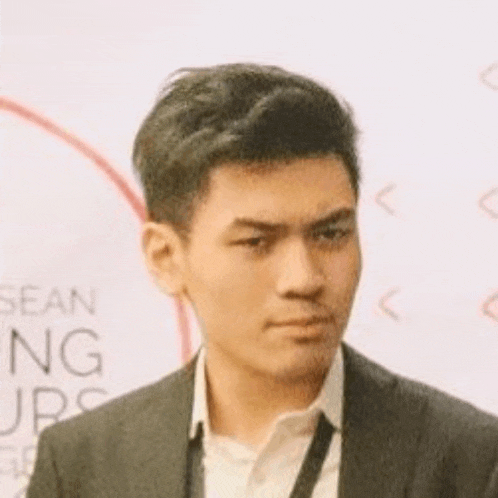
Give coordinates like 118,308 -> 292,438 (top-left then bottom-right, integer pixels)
240,237 -> 267,247
315,228 -> 351,242
234,236 -> 273,254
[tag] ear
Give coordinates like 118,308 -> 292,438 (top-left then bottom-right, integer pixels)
142,221 -> 187,296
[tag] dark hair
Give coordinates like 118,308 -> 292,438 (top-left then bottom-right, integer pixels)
132,63 -> 360,237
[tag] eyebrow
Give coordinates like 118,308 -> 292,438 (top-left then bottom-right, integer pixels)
228,207 -> 356,233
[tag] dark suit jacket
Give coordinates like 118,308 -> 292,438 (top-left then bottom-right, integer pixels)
27,344 -> 498,497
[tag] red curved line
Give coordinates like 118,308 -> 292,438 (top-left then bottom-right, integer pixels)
0,96 -> 192,363
0,97 -> 146,221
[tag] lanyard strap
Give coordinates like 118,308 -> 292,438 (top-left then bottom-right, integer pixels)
186,412 -> 335,498
289,412 -> 335,498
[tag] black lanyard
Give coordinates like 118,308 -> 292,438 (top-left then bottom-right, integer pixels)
186,412 -> 335,498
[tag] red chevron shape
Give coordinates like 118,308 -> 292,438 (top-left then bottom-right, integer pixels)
483,292 -> 498,323
375,183 -> 397,216
378,287 -> 401,321
479,187 -> 498,219
481,63 -> 498,91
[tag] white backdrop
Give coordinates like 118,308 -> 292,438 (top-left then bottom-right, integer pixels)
1,1 -> 497,495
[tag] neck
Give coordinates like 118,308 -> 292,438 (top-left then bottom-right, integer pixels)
204,347 -> 329,446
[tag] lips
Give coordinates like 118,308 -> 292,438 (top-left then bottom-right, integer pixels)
270,316 -> 333,342
271,315 -> 333,327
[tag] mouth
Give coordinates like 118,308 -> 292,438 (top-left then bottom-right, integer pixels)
271,315 -> 333,327
269,315 -> 334,340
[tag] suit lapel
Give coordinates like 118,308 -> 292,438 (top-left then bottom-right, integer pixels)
339,344 -> 427,498
120,359 -> 197,498
116,345 -> 428,498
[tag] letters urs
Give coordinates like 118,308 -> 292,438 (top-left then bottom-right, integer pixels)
0,285 -> 107,490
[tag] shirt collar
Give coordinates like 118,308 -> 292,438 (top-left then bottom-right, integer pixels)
189,346 -> 344,440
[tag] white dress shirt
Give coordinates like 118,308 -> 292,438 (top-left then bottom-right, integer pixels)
189,348 -> 344,498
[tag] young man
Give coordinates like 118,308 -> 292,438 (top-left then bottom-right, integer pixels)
28,64 -> 498,497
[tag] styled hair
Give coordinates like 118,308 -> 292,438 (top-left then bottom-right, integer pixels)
132,63 -> 360,237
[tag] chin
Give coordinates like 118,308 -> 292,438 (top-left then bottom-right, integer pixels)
265,346 -> 336,382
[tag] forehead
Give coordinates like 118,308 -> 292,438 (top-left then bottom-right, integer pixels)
193,156 -> 356,230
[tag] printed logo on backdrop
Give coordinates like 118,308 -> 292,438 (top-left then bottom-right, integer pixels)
0,286 -> 102,491
375,183 -> 397,216
374,184 -> 402,322
478,181 -> 498,323
375,182 -> 498,326
378,288 -> 402,322
479,188 -> 498,219
0,98 -> 192,497
482,292 -> 498,323
478,63 -> 498,323
481,62 -> 498,91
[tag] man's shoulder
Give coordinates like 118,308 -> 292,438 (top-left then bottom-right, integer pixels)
396,361 -> 498,450
344,343 -> 498,438
29,361 -> 197,496
42,360 -> 195,446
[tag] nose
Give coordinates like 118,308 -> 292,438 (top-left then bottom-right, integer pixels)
275,238 -> 325,299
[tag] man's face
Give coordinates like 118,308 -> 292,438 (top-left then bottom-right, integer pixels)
180,156 -> 361,381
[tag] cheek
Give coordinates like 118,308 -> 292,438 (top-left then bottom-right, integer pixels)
327,243 -> 362,296
185,253 -> 269,324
